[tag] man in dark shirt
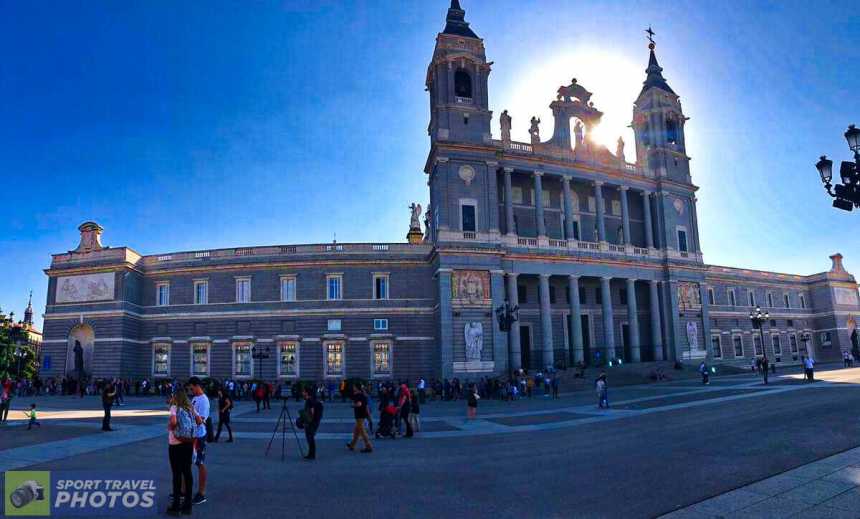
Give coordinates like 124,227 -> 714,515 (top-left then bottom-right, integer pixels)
302,387 -> 324,460
346,383 -> 373,453
101,381 -> 116,431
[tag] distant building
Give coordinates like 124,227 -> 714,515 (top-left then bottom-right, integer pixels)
2,292 -> 43,360
39,2 -> 860,382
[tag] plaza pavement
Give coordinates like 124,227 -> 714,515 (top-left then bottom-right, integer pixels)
2,365 -> 860,518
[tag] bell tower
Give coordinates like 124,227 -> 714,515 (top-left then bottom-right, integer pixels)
632,33 -> 690,183
426,1 -> 492,144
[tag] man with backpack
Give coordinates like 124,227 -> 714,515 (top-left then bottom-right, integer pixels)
188,377 -> 210,506
301,387 -> 323,460
101,381 -> 116,431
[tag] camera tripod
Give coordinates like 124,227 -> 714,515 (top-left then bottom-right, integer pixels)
265,397 -> 305,461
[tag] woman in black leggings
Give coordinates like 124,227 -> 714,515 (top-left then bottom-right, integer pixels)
167,392 -> 194,515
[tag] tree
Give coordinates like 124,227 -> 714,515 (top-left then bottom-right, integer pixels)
0,326 -> 38,380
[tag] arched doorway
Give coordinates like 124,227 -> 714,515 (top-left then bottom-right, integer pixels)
66,324 -> 95,378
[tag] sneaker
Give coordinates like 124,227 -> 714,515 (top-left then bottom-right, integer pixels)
191,494 -> 207,505
346,443 -> 354,451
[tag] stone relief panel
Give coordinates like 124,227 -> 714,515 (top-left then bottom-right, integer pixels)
56,273 -> 115,303
451,270 -> 490,304
677,282 -> 701,312
834,287 -> 860,306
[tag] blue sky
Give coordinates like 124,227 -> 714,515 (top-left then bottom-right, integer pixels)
2,0 -> 858,329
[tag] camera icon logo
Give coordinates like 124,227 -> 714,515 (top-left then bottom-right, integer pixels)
4,471 -> 50,516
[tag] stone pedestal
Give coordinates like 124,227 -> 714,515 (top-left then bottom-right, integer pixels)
407,229 -> 423,244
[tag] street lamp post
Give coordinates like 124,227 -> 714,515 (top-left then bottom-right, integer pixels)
252,345 -> 271,381
749,306 -> 770,384
495,300 -> 519,377
800,332 -> 812,360
816,124 -> 860,211
13,347 -> 25,378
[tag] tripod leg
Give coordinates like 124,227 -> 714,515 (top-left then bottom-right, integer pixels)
265,407 -> 285,457
283,405 -> 306,458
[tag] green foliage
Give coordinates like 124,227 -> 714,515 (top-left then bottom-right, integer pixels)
0,327 -> 38,380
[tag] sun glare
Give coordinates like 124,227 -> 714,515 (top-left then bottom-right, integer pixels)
495,47 -> 643,154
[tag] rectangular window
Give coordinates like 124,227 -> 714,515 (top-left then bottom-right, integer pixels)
327,319 -> 342,332
373,318 -> 389,331
767,293 -> 774,308
787,319 -> 794,328
236,277 -> 251,303
518,285 -> 527,304
784,294 -> 790,308
772,335 -> 782,355
748,290 -> 756,307
156,282 -> 170,306
277,341 -> 298,377
728,289 -> 737,307
461,204 -> 476,232
595,287 -> 602,305
587,196 -> 596,212
549,286 -> 557,304
373,274 -> 389,300
542,189 -> 551,208
754,335 -> 763,356
800,294 -> 806,309
153,343 -> 170,376
733,336 -> 744,357
327,275 -> 343,301
325,342 -> 345,377
711,335 -> 722,358
194,280 -> 208,305
677,229 -> 688,252
280,276 -> 296,302
191,343 -> 209,376
372,341 -> 392,376
820,331 -> 832,347
579,288 -> 586,305
572,220 -> 580,240
233,342 -> 253,377
789,335 -> 799,353
512,187 -> 524,204
708,288 -> 715,306
619,289 -> 627,306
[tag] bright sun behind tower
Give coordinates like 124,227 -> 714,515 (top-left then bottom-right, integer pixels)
496,46 -> 643,157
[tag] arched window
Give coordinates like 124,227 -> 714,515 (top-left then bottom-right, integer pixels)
454,69 -> 472,99
666,118 -> 679,144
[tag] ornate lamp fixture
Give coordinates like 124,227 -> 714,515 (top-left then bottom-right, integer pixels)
817,124 -> 860,211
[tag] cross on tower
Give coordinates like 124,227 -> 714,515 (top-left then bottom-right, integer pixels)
645,26 -> 655,44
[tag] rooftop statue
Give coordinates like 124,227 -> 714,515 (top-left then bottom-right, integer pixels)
616,136 -> 626,162
528,116 -> 541,145
500,110 -> 512,143
409,203 -> 423,231
556,78 -> 593,104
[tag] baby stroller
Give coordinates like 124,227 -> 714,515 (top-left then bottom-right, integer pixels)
375,404 -> 398,439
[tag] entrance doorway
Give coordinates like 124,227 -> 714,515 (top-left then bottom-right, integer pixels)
621,323 -> 631,363
520,325 -> 531,370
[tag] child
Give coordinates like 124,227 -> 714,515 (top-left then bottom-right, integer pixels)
26,403 -> 40,430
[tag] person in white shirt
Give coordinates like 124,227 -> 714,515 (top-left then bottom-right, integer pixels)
803,356 -> 815,382
188,377 -> 210,506
417,378 -> 426,404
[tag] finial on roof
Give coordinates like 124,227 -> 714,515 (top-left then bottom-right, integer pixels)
442,0 -> 478,38
639,26 -> 675,97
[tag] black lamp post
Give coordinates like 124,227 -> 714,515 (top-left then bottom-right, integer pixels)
496,300 -> 519,376
749,306 -> 770,384
13,347 -> 26,378
800,332 -> 812,359
252,345 -> 270,380
816,124 -> 860,211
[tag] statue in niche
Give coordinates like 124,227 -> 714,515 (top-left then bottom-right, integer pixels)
616,136 -> 626,162
409,203 -> 422,231
73,340 -> 84,376
528,116 -> 541,145
500,110 -> 512,143
464,322 -> 484,362
573,120 -> 584,149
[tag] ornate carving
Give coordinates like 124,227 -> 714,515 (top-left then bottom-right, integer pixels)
556,78 -> 593,104
56,273 -> 115,303
458,165 -> 476,186
464,322 -> 484,362
673,198 -> 684,215
452,270 -> 490,303
686,321 -> 699,350
75,221 -> 104,253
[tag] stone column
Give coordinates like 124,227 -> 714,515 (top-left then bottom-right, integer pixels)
649,280 -> 664,360
601,276 -> 616,360
538,274 -> 555,369
594,181 -> 607,242
562,176 -> 575,241
506,274 -> 522,371
534,172 -> 546,237
626,278 -> 641,362
503,167 -> 515,236
487,162 -> 500,234
438,270 -> 454,379
642,191 -> 654,249
690,196 -> 701,254
567,275 -> 584,364
620,186 -> 631,246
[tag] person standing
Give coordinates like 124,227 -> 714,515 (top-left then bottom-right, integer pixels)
262,382 -> 271,410
167,392 -> 194,516
417,377 -> 426,404
114,378 -> 124,407
101,381 -> 116,431
699,361 -> 710,385
188,377 -> 210,505
0,379 -> 13,424
551,374 -> 560,399
346,383 -> 373,453
804,355 -> 815,382
466,384 -> 479,419
398,384 -> 413,438
213,389 -> 233,443
301,387 -> 323,460
761,356 -> 770,384
596,372 -> 609,409
843,350 -> 850,368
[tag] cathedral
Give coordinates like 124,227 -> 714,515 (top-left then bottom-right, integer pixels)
38,1 -> 860,382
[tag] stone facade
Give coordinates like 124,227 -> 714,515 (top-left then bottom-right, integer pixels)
39,2 -> 860,382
